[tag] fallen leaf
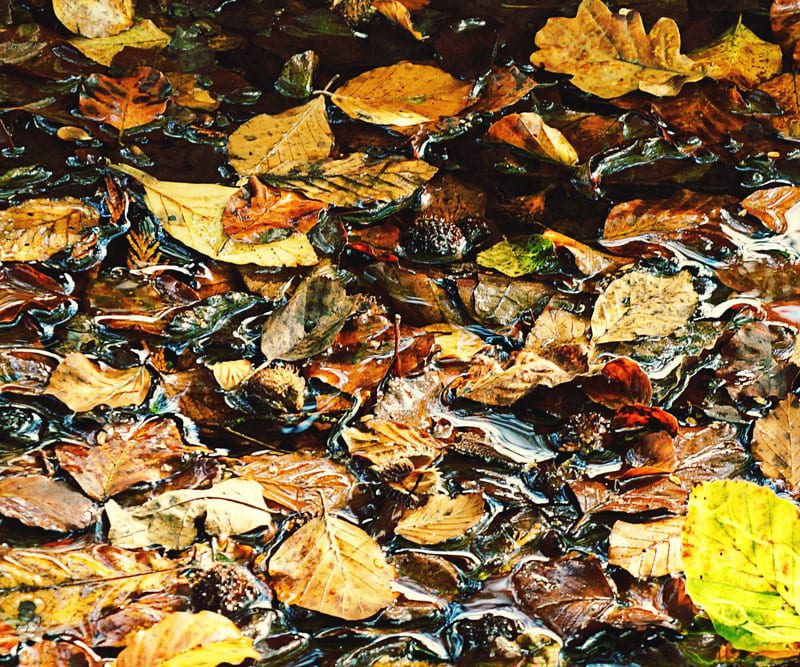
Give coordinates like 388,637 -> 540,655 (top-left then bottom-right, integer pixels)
582,357 -> 652,409
0,475 -> 96,532
268,513 -> 396,620
772,0 -> 800,58
543,229 -> 621,277
167,73 -> 220,111
55,418 -> 188,500
106,478 -> 272,549
260,264 -> 354,362
44,352 -> 151,412
114,164 -> 318,266
395,493 -> 484,544
267,152 -> 438,207
373,0 -> 425,40
79,67 -> 170,133
424,323 -> 488,362
227,96 -> 334,176
690,19 -> 782,88
529,0 -> 704,98
591,270 -> 699,344
476,235 -> 557,277
69,19 -> 170,67
53,0 -> 134,38
234,452 -> 353,513
18,640 -> 101,666
275,50 -> 319,99
673,421 -> 748,484
116,610 -> 258,667
330,61 -> 472,126
0,264 -> 72,325
608,517 -> 684,578
469,64 -> 536,114
758,73 -> 800,139
486,113 -> 578,165
683,480 -> 800,655
0,197 -> 101,262
752,393 -> 800,491
741,186 -> 800,234
209,359 -> 254,390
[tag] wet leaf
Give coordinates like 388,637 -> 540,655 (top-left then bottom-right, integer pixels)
209,359 -> 253,390
69,19 -> 171,67
591,271 -> 699,344
424,323 -> 487,362
0,475 -> 96,532
608,517 -> 684,578
268,513 -> 396,620
330,62 -> 472,126
167,73 -> 220,111
395,493 -> 484,544
530,0 -> 704,98
116,610 -> 259,667
476,235 -> 557,278
741,186 -> 800,234
752,393 -> 800,491
275,50 -> 319,99
758,73 -> 800,139
469,64 -> 536,114
486,113 -> 578,165
683,480 -> 800,655
54,0 -> 134,38
373,0 -> 426,40
0,264 -> 72,325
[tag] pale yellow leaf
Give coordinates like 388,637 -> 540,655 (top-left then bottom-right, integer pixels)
209,359 -> 254,390
69,19 -> 170,66
373,0 -> 425,40
396,493 -> 484,545
423,323 -> 488,362
608,516 -> 684,578
54,0 -> 134,38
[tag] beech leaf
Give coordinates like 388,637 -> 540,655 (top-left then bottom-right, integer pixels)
752,393 -> 800,491
0,475 -> 96,532
486,112 -> 578,165
53,0 -> 134,38
476,235 -> 557,278
395,493 -> 484,544
608,517 -> 684,578
69,19 -> 170,66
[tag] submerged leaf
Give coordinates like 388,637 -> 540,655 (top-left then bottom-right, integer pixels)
69,19 -> 170,66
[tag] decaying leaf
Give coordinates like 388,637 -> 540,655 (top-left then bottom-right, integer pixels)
227,96 -> 334,176
330,62 -> 472,126
69,19 -> 170,67
591,271 -> 699,344
44,352 -> 151,412
752,393 -> 800,491
114,164 -> 318,266
53,0 -> 134,38
486,113 -> 578,165
0,197 -> 101,262
268,513 -> 396,620
683,480 -> 800,655
530,0 -> 704,98
608,517 -> 684,578
758,73 -> 800,139
741,186 -> 800,234
115,610 -> 258,667
395,493 -> 484,544
424,323 -> 488,362
106,478 -> 272,549
0,475 -> 96,532
167,73 -> 220,111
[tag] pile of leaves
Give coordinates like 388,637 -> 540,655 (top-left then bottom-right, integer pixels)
3,0 -> 800,664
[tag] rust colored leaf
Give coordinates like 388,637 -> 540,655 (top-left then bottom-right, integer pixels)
582,357 -> 653,409
0,264 -> 71,324
487,112 -> 578,165
758,73 -> 800,139
741,186 -> 800,234
0,475 -> 96,532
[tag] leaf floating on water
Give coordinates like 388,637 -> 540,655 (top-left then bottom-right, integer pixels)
395,493 -> 484,544
486,113 -> 578,165
608,517 -> 684,578
752,393 -> 800,491
53,0 -> 134,38
69,19 -> 170,66
268,513 -> 396,620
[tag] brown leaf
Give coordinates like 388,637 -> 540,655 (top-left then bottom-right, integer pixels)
487,112 -> 578,165
752,393 -> 800,490
771,0 -> 800,52
673,422 -> 748,484
571,477 -> 689,516
0,264 -> 71,324
582,357 -> 653,410
758,73 -> 800,139
0,475 -> 96,531
55,418 -> 188,500
608,517 -> 684,578
741,186 -> 800,234
79,67 -> 170,133
469,64 -> 536,114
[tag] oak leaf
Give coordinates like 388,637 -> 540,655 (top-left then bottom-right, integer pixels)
330,61 -> 472,126
591,271 -> 699,344
752,393 -> 800,491
44,352 -> 151,412
227,96 -> 334,176
69,19 -> 170,66
395,493 -> 484,544
79,66 -> 170,133
115,610 -> 258,667
114,164 -> 318,267
530,0 -> 704,98
268,513 -> 396,620
0,475 -> 96,532
486,113 -> 578,165
741,186 -> 800,234
608,517 -> 684,578
53,0 -> 133,38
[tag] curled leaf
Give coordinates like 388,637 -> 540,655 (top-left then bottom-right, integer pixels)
486,113 -> 578,165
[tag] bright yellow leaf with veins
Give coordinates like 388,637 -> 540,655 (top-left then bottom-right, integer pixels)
69,19 -> 170,66
396,493 -> 484,545
113,164 -> 318,267
530,0 -> 704,98
330,61 -> 472,126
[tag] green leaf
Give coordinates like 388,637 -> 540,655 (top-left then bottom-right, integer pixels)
682,480 -> 800,656
476,235 -> 557,278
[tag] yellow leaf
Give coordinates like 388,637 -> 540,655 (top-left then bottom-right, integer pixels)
0,197 -> 100,262
116,610 -> 258,667
53,0 -> 134,38
69,19 -> 170,67
167,73 -> 220,111
268,152 -> 438,207
209,359 -> 254,390
486,112 -> 578,165
752,393 -> 800,490
424,323 -> 488,362
330,61 -> 472,126
227,96 -> 334,176
608,516 -> 684,578
373,0 -> 425,40
395,493 -> 484,544
113,164 -> 318,267
530,0 -> 704,98
591,270 -> 699,344
690,19 -> 782,89
268,513 -> 396,620
44,352 -> 151,412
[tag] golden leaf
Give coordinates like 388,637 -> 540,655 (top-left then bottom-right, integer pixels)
0,197 -> 100,262
690,19 -> 782,88
608,516 -> 684,578
530,0 -> 704,98
741,186 -> 800,234
53,0 -> 133,38
373,0 -> 425,40
591,270 -> 699,344
486,112 -> 578,165
209,359 -> 254,390
44,352 -> 151,412
752,393 -> 800,490
395,493 -> 484,545
423,323 -> 488,362
69,19 -> 170,66
330,61 -> 472,126
113,164 -> 318,267
167,73 -> 220,111
227,96 -> 334,176
268,513 -> 396,620
268,152 -> 438,207
116,610 -> 258,667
